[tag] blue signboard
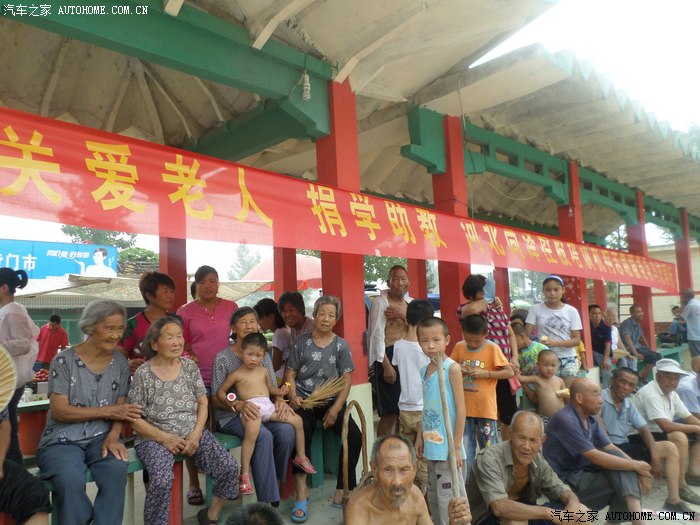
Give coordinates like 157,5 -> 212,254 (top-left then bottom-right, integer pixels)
0,239 -> 118,279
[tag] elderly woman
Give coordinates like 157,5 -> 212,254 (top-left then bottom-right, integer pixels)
128,316 -> 238,525
212,307 -> 298,512
285,295 -> 362,515
36,300 -> 140,525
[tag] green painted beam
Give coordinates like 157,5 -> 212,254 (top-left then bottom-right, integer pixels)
688,216 -> 700,242
4,0 -> 331,137
472,212 -> 604,245
463,122 -> 569,204
643,195 -> 683,239
578,167 -> 637,224
399,107 -> 446,174
193,102 -> 306,161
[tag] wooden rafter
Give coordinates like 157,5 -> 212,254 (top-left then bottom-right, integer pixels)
142,64 -> 194,139
131,59 -> 165,144
163,0 -> 185,16
250,0 -> 317,50
194,77 -> 225,123
335,1 -> 429,84
40,39 -> 70,116
104,66 -> 132,132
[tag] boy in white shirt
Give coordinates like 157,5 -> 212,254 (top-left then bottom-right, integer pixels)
392,299 -> 434,491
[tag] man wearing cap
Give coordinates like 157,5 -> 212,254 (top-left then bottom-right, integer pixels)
620,305 -> 661,380
601,366 -> 700,511
682,289 -> 700,357
633,358 -> 700,487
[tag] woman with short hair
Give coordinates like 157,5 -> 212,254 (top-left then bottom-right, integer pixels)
285,295 -> 362,515
128,316 -> 239,525
37,299 -> 140,525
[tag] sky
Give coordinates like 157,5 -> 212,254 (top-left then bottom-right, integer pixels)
1,0 -> 691,269
472,0 -> 700,132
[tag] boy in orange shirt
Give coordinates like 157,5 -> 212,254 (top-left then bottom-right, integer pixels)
451,314 -> 513,481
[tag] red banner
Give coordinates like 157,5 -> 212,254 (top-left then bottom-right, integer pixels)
0,107 -> 678,292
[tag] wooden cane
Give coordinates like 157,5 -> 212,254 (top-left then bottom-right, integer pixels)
434,352 -> 462,498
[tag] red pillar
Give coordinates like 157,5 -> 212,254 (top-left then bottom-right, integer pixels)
434,115 -> 470,351
493,267 -> 511,317
593,280 -> 607,309
627,190 -> 655,349
315,80 -> 366,385
159,237 -> 188,308
675,208 -> 694,294
273,247 -> 298,299
557,162 -> 592,367
407,258 -> 428,299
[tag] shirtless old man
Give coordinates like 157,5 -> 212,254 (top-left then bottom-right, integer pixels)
345,434 -> 470,525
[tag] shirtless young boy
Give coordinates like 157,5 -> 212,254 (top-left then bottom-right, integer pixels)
518,350 -> 569,424
216,332 -> 315,494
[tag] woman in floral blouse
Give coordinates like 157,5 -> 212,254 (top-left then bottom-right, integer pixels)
285,295 -> 362,512
128,316 -> 239,525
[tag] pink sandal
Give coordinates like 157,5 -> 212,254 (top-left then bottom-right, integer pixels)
292,456 -> 317,474
239,474 -> 254,495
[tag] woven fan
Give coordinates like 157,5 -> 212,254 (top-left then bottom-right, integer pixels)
0,344 -> 17,412
299,376 -> 349,409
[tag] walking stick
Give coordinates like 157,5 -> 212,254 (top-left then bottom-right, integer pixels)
434,352 -> 462,499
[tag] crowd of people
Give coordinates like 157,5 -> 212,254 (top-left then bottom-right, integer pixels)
2,262 -> 700,525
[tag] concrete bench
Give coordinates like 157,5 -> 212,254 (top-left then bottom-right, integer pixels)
2,432 -> 243,525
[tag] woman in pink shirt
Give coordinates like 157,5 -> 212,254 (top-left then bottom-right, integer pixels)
176,265 -> 238,505
177,266 -> 239,388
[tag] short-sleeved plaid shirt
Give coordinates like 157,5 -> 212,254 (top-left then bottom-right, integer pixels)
457,301 -> 512,359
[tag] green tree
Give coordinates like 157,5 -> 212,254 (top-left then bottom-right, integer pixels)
363,255 -> 406,284
228,244 -> 262,280
118,247 -> 159,274
60,225 -> 136,250
605,226 -> 627,251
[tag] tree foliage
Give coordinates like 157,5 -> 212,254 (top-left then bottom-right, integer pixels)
228,244 -> 262,280
118,247 -> 159,273
61,225 -> 136,250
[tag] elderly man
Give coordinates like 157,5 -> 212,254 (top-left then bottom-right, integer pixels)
543,379 -> 651,525
677,356 -> 700,418
368,265 -> 412,436
601,366 -> 700,511
620,305 -> 661,380
345,434 -> 470,525
467,411 -> 587,525
682,289 -> 700,357
633,358 -> 700,487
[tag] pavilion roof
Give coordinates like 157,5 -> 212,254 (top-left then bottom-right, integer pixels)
1,1 -> 697,242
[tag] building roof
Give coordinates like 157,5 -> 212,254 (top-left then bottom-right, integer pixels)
1,1 -> 697,243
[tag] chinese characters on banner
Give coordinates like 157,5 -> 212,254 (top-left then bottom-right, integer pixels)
0,107 -> 678,293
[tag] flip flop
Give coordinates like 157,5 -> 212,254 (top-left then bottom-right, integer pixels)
187,487 -> 204,506
292,456 -> 317,474
291,498 -> 309,523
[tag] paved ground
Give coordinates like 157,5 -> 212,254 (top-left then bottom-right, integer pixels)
174,469 -> 698,524
83,453 -> 700,524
